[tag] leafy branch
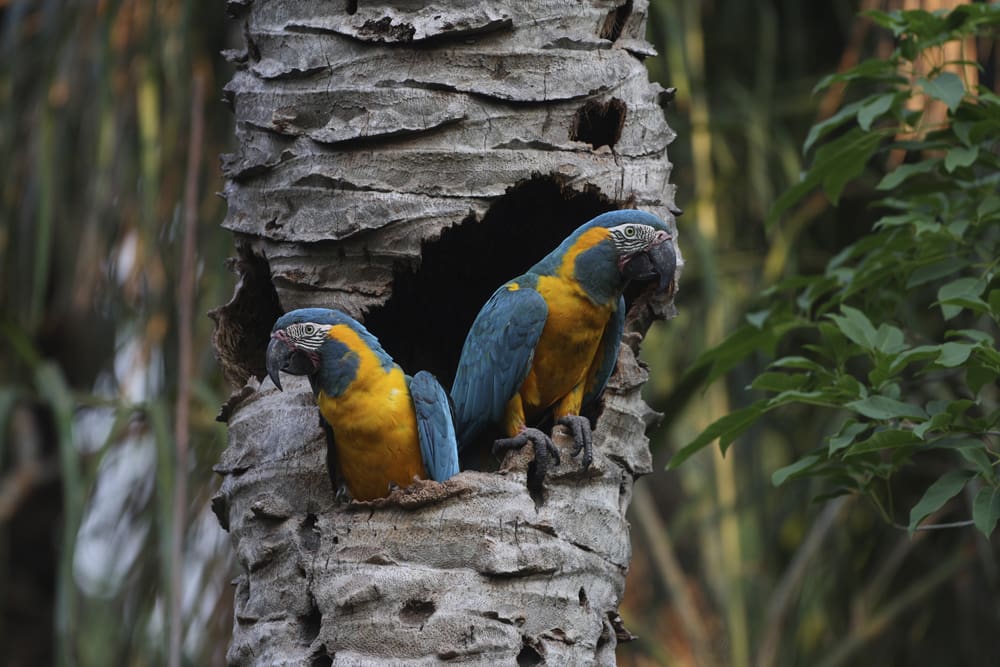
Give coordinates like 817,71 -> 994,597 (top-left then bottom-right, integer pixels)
674,4 -> 1000,536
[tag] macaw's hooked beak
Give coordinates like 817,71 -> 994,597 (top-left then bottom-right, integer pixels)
266,335 -> 318,391
622,232 -> 676,291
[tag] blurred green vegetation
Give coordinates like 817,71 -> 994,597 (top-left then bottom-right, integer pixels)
2,1 -> 998,666
1,1 -> 235,665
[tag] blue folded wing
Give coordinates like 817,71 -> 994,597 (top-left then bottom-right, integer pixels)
409,371 -> 460,483
450,285 -> 548,449
583,295 -> 625,408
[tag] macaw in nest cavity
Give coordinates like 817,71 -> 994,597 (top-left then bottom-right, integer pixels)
266,308 -> 459,501
450,209 -> 676,488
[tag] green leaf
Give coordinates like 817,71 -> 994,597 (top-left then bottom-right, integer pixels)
669,401 -> 768,468
858,93 -> 896,130
944,145 -> 978,172
828,305 -> 878,349
772,454 -> 822,486
906,258 -> 958,288
847,395 -> 927,420
818,127 -> 885,202
976,195 -> 1000,220
846,429 -> 920,455
803,99 -> 867,153
936,342 -> 974,367
874,323 -> 906,354
937,277 -> 986,320
876,160 -> 937,190
829,421 -> 869,454
771,356 -> 826,372
918,73 -> 965,112
973,486 -> 1000,536
769,128 -> 884,224
908,469 -> 975,532
967,362 -> 998,396
958,445 -> 995,482
750,372 -> 811,393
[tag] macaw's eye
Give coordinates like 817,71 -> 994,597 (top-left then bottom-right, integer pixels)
624,226 -> 636,238
304,324 -> 316,335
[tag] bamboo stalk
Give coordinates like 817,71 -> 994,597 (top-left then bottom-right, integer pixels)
168,70 -> 205,667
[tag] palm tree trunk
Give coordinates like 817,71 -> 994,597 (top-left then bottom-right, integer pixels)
211,0 -> 679,664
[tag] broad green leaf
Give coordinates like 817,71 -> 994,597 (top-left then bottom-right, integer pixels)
847,395 -> 927,420
829,421 -> 869,454
750,372 -> 810,393
913,412 -> 953,439
812,58 -> 902,93
958,445 -> 995,481
874,323 -> 906,354
803,99 -> 867,153
948,329 -> 994,345
918,73 -> 965,112
857,93 -> 896,131
828,305 -> 878,349
888,345 -> 943,375
818,127 -> 885,202
937,277 -> 985,320
669,401 -> 767,468
936,342 -> 974,367
976,195 -> 1000,220
767,389 -> 840,409
862,9 -> 899,32
973,486 -> 1000,536
906,259 -> 958,288
908,469 -> 975,532
989,289 -> 1000,317
846,429 -> 920,455
944,145 -> 978,172
876,160 -> 937,190
771,356 -> 826,372
772,454 -> 822,486
967,362 -> 998,396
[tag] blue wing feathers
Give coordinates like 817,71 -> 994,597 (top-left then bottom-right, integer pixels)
451,285 -> 548,448
583,295 -> 625,408
409,371 -> 460,483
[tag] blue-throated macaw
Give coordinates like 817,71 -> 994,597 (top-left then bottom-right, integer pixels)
266,308 -> 460,501
450,209 -> 676,487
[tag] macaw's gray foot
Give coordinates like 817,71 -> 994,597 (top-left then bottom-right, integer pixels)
557,414 -> 593,471
494,427 -> 561,491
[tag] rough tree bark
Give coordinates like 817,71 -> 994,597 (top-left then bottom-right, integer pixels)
210,1 -> 680,664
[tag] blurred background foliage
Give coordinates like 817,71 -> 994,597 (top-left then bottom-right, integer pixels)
631,1 -> 1000,666
1,1 -> 234,665
1,1 -> 997,666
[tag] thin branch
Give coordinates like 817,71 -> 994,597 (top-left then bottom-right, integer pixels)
756,495 -> 851,667
169,70 -> 205,667
893,519 -> 976,531
631,482 -> 718,667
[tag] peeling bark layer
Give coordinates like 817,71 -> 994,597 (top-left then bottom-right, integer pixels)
214,0 -> 678,664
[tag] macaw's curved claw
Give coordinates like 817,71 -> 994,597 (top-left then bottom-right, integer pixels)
557,415 -> 593,471
493,427 -> 561,491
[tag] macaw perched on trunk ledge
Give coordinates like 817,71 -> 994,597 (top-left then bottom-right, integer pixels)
450,209 -> 677,490
266,308 -> 460,501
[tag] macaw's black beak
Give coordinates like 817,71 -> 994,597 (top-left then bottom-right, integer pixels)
622,237 -> 676,291
266,335 -> 318,391
266,337 -> 291,391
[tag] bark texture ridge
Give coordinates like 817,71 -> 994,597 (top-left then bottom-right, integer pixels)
213,0 -> 679,664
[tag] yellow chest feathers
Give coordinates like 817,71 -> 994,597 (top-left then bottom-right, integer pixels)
521,274 -> 615,412
314,325 -> 426,500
